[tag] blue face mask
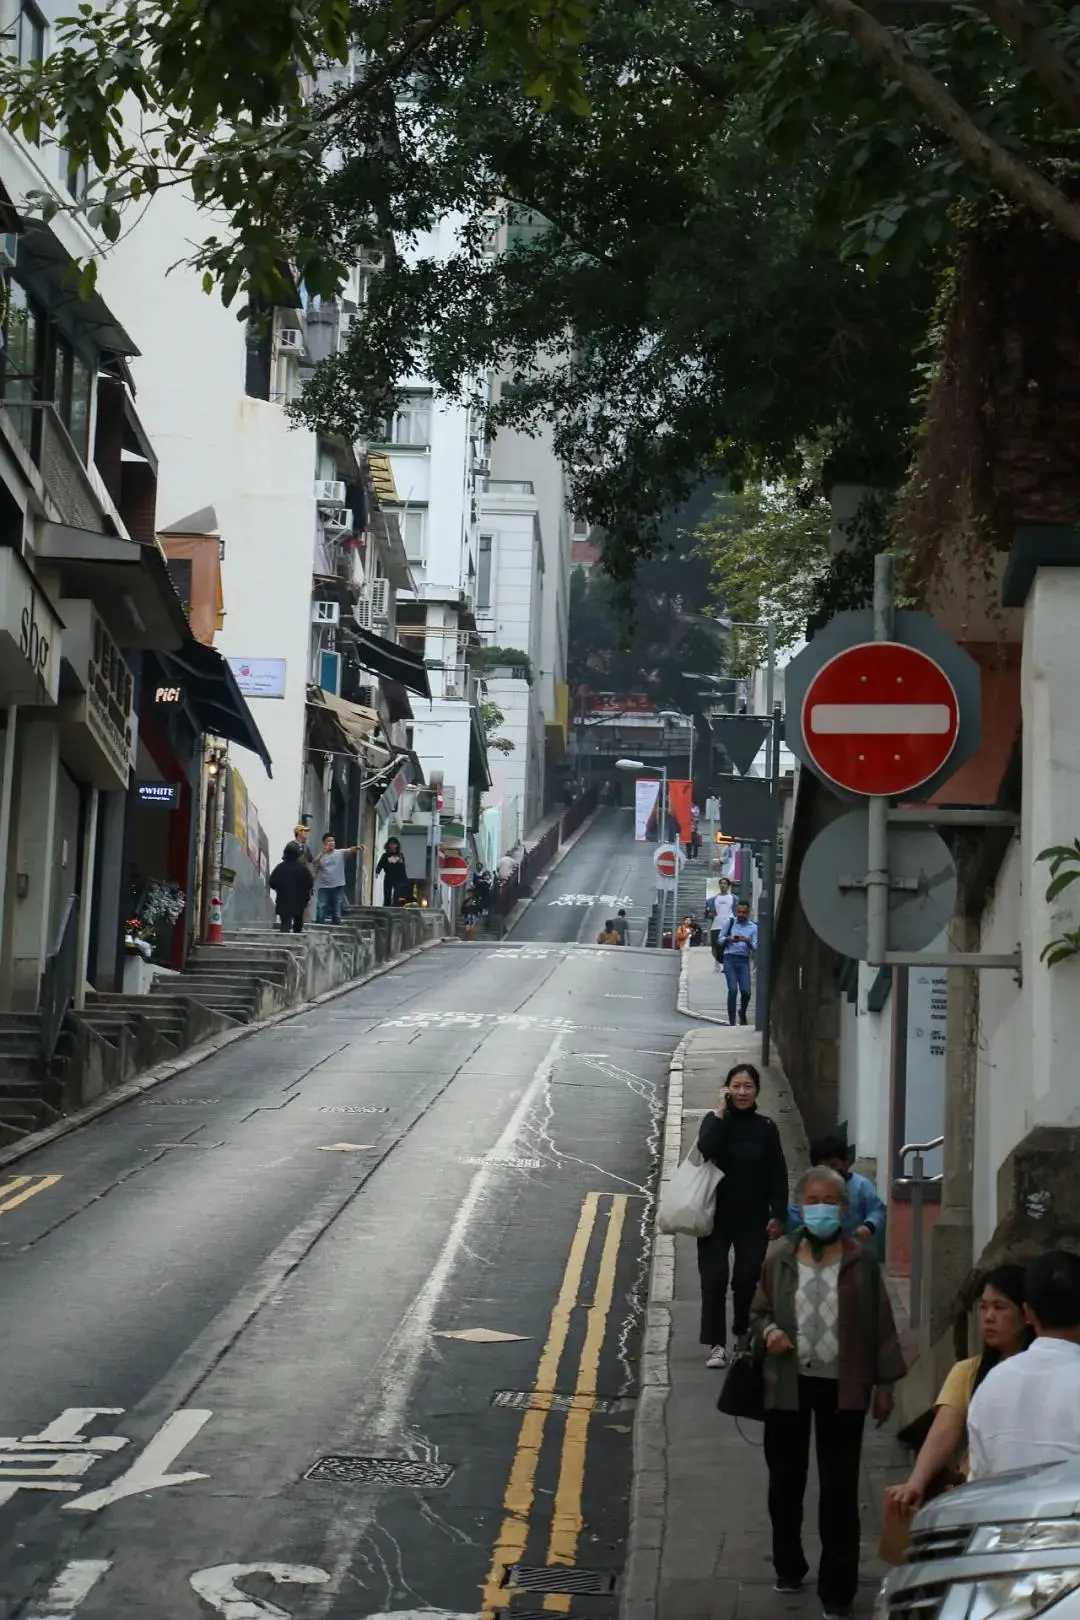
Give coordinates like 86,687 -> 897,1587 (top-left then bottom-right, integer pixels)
802,1204 -> 842,1241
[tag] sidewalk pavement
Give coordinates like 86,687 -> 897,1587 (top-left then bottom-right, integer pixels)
626,1026 -> 909,1620
679,939 -> 759,1026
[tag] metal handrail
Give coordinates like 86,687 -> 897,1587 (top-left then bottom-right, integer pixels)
40,893 -> 79,1063
898,1136 -> 945,1332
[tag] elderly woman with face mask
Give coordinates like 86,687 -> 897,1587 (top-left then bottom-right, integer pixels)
751,1165 -> 906,1620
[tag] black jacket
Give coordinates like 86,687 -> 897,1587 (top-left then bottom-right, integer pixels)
697,1105 -> 788,1225
269,858 -> 314,915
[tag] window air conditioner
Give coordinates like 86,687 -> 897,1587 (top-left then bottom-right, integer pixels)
314,479 -> 347,505
279,327 -> 302,352
322,506 -> 351,531
312,599 -> 341,626
369,577 -> 391,621
353,596 -> 373,631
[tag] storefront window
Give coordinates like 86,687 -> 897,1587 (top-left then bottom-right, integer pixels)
68,353 -> 92,461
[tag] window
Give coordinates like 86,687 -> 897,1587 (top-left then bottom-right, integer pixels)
381,391 -> 431,446
477,533 -> 493,611
48,335 -> 94,461
15,0 -> 44,68
2,280 -> 42,449
399,508 -> 426,563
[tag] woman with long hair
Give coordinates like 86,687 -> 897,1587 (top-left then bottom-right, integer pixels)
696,1061 -> 788,1369
886,1264 -> 1032,1513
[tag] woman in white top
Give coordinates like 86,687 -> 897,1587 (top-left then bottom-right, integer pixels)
752,1166 -> 904,1620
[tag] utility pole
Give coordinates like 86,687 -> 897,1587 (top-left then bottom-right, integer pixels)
866,552 -> 894,966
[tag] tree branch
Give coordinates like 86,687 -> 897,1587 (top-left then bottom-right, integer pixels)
813,0 -> 1080,246
974,0 -> 1080,126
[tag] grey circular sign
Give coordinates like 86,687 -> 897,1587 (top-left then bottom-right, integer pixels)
799,809 -> 957,959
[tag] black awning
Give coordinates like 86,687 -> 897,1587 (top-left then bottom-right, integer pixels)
343,624 -> 431,700
163,638 -> 273,775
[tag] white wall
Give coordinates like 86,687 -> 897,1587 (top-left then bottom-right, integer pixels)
836,964 -> 890,1183
99,186 -> 317,857
973,837 -> 1024,1255
483,674 -> 544,852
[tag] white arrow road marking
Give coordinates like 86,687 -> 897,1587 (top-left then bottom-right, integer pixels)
189,1563 -> 330,1619
24,1560 -> 112,1617
317,1142 -> 376,1152
809,702 -> 951,734
63,1409 -> 211,1511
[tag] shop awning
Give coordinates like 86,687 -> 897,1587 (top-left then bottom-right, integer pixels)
342,624 -> 431,700
306,685 -> 387,766
37,525 -> 190,651
163,638 -> 273,775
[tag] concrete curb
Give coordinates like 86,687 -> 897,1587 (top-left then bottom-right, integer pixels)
620,1032 -> 687,1620
0,933 -> 447,1173
503,806 -> 601,937
677,945 -> 727,1026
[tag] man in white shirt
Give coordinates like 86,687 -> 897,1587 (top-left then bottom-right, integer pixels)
968,1249 -> 1080,1478
708,879 -> 736,971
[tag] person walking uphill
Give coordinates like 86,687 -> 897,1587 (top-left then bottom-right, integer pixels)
269,841 -> 314,934
720,900 -> 757,1025
697,1063 -> 788,1370
753,1165 -> 905,1620
313,832 -> 361,925
375,836 -> 410,907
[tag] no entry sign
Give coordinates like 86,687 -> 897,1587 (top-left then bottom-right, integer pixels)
802,641 -> 959,796
653,843 -> 685,885
438,849 -> 469,888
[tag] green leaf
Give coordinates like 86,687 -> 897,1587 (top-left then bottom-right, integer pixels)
1046,869 -> 1080,901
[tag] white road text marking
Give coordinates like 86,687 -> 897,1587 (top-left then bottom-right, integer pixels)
63,1409 -> 211,1512
189,1562 -> 330,1619
24,1560 -> 112,1618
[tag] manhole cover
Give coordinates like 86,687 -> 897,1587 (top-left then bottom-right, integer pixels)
304,1455 -> 454,1488
492,1390 -> 633,1416
315,1105 -> 389,1115
507,1567 -> 615,1595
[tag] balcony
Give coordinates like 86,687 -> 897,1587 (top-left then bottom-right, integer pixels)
427,663 -> 478,704
479,478 -> 534,496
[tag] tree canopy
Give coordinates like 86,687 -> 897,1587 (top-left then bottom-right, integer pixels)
10,0 -> 1080,571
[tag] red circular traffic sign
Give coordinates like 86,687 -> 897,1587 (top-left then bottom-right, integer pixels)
438,849 -> 469,888
801,641 -> 959,796
654,847 -> 678,879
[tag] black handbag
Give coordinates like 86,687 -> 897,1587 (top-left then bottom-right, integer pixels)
716,1349 -> 766,1422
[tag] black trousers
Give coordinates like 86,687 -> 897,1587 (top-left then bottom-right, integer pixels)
278,911 -> 304,933
696,1215 -> 768,1345
764,1377 -> 866,1610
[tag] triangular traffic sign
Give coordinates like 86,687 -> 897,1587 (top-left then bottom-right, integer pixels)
712,716 -> 769,776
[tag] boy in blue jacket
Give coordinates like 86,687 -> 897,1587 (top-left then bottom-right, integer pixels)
788,1132 -> 887,1253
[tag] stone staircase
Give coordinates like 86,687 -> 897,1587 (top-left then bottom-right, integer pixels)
0,1014 -> 58,1145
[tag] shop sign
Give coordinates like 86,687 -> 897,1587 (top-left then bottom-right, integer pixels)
138,781 -> 180,808
0,550 -> 61,703
225,656 -> 286,699
58,599 -> 136,790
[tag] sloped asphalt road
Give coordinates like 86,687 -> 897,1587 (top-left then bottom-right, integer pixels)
0,811 -> 686,1620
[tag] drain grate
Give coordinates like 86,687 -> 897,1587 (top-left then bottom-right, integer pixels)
315,1105 -> 389,1114
304,1455 -> 454,1488
492,1390 -> 633,1416
507,1567 -> 615,1596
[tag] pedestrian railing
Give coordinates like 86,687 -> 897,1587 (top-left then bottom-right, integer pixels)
41,892 -> 79,1063
897,1136 -> 944,1331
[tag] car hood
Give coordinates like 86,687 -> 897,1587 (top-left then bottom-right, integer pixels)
916,1460 -> 1080,1530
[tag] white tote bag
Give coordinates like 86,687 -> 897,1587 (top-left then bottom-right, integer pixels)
657,1146 -> 723,1237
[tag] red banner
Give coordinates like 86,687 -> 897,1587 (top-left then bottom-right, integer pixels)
667,779 -> 693,845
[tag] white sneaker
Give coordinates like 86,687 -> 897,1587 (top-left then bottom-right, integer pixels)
706,1345 -> 729,1369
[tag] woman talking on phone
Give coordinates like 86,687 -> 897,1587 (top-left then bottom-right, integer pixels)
696,1063 -> 789,1369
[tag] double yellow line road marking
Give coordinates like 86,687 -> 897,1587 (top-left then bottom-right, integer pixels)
0,1173 -> 61,1215
481,1190 -> 630,1615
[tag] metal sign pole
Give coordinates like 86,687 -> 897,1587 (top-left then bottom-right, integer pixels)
760,701 -> 783,1064
867,553 -> 894,966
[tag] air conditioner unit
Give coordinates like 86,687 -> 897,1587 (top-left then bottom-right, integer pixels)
443,679 -> 462,700
369,577 -> 391,621
353,596 -> 373,631
314,479 -> 347,505
312,599 -> 341,626
354,683 -> 376,710
318,650 -> 341,695
279,327 -> 302,352
322,506 -> 351,531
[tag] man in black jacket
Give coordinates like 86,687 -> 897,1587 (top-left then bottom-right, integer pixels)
696,1061 -> 788,1368
269,841 -> 315,933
